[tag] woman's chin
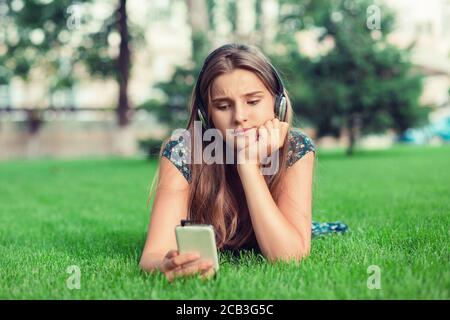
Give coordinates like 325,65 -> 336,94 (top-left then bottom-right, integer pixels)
224,130 -> 259,153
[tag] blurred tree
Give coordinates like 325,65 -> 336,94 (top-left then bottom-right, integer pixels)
116,0 -> 130,126
0,0 -> 144,148
272,0 -> 429,154
140,0 -> 273,136
139,0 -> 211,132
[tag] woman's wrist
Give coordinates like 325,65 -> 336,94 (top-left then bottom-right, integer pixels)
236,149 -> 261,168
139,252 -> 165,273
237,162 -> 261,176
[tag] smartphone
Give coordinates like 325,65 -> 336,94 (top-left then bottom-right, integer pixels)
175,223 -> 220,271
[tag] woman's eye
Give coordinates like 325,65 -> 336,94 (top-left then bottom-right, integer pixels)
217,105 -> 229,110
248,100 -> 260,106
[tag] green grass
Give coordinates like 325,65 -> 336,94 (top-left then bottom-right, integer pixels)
0,145 -> 449,299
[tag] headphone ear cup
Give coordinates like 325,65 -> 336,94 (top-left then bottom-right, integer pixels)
275,94 -> 287,121
274,95 -> 281,119
197,108 -> 206,129
197,108 -> 209,129
278,96 -> 287,122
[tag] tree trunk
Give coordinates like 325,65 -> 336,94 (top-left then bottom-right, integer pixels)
25,109 -> 42,159
117,0 -> 130,127
347,117 -> 355,156
346,113 -> 361,156
114,0 -> 137,156
27,109 -> 42,135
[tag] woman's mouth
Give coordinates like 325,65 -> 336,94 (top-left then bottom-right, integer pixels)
233,127 -> 255,136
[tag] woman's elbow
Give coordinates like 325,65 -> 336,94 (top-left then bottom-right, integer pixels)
266,246 -> 311,263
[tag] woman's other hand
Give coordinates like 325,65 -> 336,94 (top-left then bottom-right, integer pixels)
236,118 -> 289,166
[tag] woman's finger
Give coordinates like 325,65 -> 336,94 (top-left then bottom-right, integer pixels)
159,250 -> 179,272
280,122 -> 289,144
165,250 -> 179,259
200,267 -> 216,280
165,252 -> 200,271
258,126 -> 269,144
264,121 -> 273,154
257,126 -> 269,160
273,118 -> 280,128
172,260 -> 213,280
272,119 -> 281,150
174,260 -> 212,278
165,270 -> 176,282
165,261 -> 201,283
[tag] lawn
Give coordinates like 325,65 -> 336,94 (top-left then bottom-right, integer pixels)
0,145 -> 449,299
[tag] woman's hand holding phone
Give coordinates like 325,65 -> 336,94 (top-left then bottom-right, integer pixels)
159,249 -> 215,282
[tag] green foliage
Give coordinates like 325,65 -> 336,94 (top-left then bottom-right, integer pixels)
140,31 -> 212,132
226,0 -> 238,32
136,99 -> 166,158
2,0 -> 429,148
273,0 -> 427,144
138,137 -> 165,158
1,0 -> 144,92
137,31 -> 212,158
137,98 -> 168,123
1,0 -> 82,84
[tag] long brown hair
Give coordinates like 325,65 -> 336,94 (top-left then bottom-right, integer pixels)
148,43 -> 294,251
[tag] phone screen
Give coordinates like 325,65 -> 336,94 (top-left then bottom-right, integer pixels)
175,224 -> 220,271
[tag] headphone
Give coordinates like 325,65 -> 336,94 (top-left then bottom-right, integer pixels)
195,45 -> 287,130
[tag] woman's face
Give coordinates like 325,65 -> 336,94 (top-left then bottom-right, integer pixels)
208,68 -> 275,149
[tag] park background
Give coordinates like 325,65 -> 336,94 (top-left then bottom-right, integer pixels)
0,0 -> 449,299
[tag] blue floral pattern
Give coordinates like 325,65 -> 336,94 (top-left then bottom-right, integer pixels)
161,128 -> 348,237
312,221 -> 348,237
161,134 -> 192,183
287,128 -> 316,167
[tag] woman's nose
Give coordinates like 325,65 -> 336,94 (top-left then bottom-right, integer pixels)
233,103 -> 248,124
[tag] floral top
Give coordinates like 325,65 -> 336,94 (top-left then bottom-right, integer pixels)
161,128 -> 348,237
162,128 -> 316,183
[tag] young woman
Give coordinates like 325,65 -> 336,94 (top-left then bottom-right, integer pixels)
139,43 -> 347,282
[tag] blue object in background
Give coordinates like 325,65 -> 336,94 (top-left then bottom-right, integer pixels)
398,116 -> 450,144
430,117 -> 450,141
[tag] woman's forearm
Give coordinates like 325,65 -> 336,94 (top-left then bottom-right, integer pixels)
237,163 -> 309,262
